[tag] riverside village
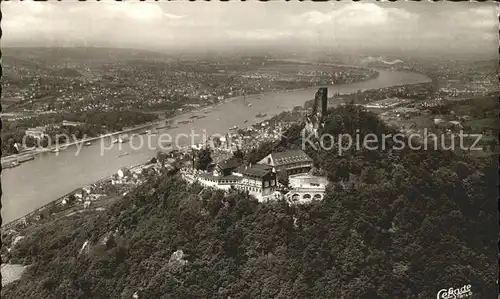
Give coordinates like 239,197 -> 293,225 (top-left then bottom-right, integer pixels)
182,88 -> 329,203
2,88 -> 331,235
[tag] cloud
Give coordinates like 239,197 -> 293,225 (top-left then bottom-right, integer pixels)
291,3 -> 418,28
96,3 -> 185,22
1,1 -> 185,48
17,1 -> 60,16
0,1 -> 496,57
164,13 -> 186,20
446,5 -> 499,29
226,29 -> 296,41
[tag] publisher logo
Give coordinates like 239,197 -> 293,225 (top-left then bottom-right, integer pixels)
437,284 -> 472,299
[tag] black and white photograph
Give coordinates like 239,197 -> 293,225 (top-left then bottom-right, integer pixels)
0,1 -> 498,298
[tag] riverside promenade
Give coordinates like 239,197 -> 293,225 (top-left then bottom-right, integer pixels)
1,121 -> 161,168
2,69 -> 431,225
1,159 -> 150,231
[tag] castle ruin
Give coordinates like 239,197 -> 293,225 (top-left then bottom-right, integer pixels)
304,87 -> 328,137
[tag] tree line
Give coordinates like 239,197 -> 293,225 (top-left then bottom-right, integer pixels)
2,104 -> 496,298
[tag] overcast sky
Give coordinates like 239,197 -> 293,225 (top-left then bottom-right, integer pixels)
2,1 -> 498,57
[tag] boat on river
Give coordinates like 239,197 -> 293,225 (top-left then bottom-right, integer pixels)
84,141 -> 92,147
117,152 -> 130,158
256,113 -> 267,118
5,161 -> 20,169
1,69 -> 432,224
18,155 -> 35,163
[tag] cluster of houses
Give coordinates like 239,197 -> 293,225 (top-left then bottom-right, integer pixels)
24,126 -> 49,140
185,149 -> 327,204
185,88 -> 331,204
24,120 -> 86,140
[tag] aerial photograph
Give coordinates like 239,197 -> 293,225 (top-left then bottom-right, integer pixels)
1,1 -> 498,298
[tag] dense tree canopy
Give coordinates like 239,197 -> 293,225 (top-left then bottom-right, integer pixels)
195,147 -> 213,171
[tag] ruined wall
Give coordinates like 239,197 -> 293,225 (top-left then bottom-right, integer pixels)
304,88 -> 329,137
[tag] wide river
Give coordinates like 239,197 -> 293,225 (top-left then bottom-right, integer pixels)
1,69 -> 430,224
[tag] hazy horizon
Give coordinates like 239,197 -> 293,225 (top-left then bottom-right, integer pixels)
2,1 -> 498,59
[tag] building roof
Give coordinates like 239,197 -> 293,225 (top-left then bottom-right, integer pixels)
266,150 -> 312,166
199,173 -> 242,182
118,167 -> 130,173
237,165 -> 272,178
251,164 -> 273,171
220,175 -> 242,181
217,157 -> 242,171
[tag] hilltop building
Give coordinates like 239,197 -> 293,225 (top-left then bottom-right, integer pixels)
184,88 -> 333,203
194,159 -> 277,201
185,149 -> 326,204
257,149 -> 327,204
257,149 -> 313,175
285,174 -> 328,204
213,157 -> 242,176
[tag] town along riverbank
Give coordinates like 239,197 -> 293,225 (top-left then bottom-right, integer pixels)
1,69 -> 430,224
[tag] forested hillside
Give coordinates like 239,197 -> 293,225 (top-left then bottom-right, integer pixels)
3,105 -> 496,298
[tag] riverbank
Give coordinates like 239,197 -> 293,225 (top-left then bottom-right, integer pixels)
1,68 -> 430,225
1,158 -> 152,230
2,74 -> 431,229
1,75 -> 383,227
1,67 -> 380,168
0,121 -> 160,166
228,68 -> 380,101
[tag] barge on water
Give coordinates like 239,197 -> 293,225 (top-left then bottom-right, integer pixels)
4,161 -> 20,169
178,120 -> 193,125
18,155 -> 35,163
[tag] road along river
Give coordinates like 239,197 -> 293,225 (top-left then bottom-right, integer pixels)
1,69 -> 430,224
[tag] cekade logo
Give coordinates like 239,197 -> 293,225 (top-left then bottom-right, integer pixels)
437,284 -> 472,299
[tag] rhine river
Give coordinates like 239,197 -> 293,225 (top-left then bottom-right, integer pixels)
1,69 -> 430,224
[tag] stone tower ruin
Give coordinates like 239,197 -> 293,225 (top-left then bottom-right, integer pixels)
304,88 -> 328,137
